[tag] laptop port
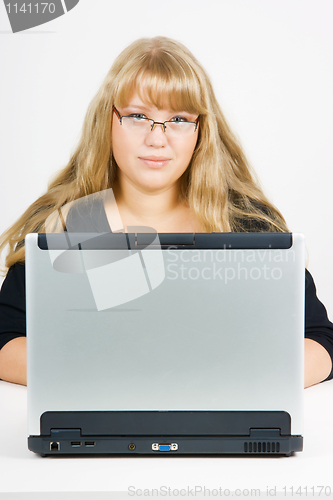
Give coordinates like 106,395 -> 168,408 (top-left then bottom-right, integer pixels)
50,441 -> 60,451
128,443 -> 136,450
85,441 -> 96,447
71,441 -> 82,447
152,443 -> 178,452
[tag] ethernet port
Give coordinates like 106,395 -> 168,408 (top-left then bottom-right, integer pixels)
50,441 -> 60,451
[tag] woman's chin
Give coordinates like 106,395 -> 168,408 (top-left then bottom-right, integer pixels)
135,174 -> 175,193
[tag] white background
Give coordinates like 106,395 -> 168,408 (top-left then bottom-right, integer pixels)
0,0 -> 332,319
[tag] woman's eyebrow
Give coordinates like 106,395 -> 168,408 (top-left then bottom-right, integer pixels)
122,104 -> 197,118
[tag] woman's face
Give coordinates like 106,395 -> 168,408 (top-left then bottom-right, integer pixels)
112,92 -> 199,195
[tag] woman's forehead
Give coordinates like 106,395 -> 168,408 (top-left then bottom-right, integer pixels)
121,90 -> 166,109
120,91 -> 195,114
115,79 -> 203,114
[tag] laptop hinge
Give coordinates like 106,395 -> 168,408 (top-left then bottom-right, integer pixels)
135,233 -> 195,247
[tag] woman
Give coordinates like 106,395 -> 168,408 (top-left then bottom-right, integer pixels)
0,36 -> 332,387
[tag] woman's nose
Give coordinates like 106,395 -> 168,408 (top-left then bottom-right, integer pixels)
144,123 -> 168,147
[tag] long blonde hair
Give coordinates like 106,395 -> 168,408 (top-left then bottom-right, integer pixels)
0,36 -> 288,274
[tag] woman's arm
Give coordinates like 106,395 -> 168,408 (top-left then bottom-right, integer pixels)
0,337 -> 27,386
304,338 -> 332,388
304,269 -> 333,386
0,264 -> 27,385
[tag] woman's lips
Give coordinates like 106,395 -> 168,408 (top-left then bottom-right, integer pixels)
139,156 -> 171,168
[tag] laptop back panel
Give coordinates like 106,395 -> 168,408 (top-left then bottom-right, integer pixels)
26,232 -> 304,455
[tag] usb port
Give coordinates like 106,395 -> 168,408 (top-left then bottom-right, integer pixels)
71,441 -> 81,447
85,441 -> 96,447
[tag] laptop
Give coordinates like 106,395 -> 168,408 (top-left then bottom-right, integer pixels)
25,230 -> 305,456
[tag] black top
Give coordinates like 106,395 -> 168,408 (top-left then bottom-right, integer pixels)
1,201 -> 333,382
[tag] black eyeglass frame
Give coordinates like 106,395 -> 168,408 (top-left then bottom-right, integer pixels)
112,106 -> 199,133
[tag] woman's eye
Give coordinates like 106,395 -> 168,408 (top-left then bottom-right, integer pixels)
170,116 -> 188,123
129,113 -> 147,120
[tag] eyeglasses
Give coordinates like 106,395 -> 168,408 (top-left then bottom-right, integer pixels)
113,106 -> 199,136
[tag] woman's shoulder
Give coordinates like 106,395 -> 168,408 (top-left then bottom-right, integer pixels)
0,263 -> 25,307
2,262 -> 26,286
65,197 -> 111,232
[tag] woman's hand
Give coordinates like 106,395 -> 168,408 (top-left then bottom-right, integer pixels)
304,338 -> 332,388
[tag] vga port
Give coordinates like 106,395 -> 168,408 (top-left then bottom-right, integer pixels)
152,443 -> 178,452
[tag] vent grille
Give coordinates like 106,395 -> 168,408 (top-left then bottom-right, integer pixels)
244,441 -> 280,453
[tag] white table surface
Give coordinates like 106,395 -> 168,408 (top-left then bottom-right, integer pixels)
0,379 -> 333,497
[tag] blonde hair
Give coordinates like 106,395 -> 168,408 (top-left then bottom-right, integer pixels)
0,36 -> 288,274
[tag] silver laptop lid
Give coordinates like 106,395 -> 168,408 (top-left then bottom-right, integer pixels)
26,232 -> 304,437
